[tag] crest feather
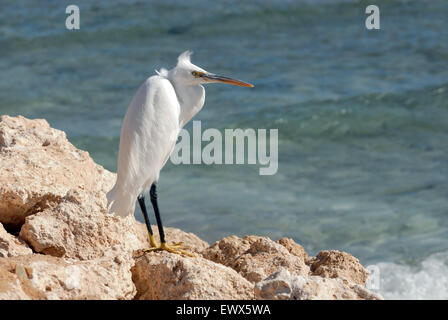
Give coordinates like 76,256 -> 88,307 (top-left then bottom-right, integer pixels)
177,50 -> 193,66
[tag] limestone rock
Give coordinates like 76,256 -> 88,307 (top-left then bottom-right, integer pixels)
0,262 -> 45,299
277,238 -> 307,259
202,235 -> 250,264
203,235 -> 310,283
134,222 -> 209,254
255,269 -> 383,300
0,115 -> 115,229
0,223 -> 32,258
0,247 -> 135,300
0,115 -> 381,301
308,250 -> 369,286
132,251 -> 254,300
20,189 -> 207,260
19,189 -> 141,260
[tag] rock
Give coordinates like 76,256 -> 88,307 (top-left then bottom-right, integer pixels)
20,189 -> 208,260
132,251 -> 254,300
202,235 -> 250,264
134,222 -> 209,254
277,238 -> 307,259
0,222 -> 33,258
0,115 -> 381,301
0,261 -> 46,299
254,269 -> 382,300
308,250 -> 369,286
0,247 -> 135,300
0,115 -> 116,229
203,235 -> 310,283
19,189 -> 141,260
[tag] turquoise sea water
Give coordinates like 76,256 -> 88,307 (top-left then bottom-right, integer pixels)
1,0 -> 448,298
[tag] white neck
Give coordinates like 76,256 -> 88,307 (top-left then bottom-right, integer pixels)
170,80 -> 205,128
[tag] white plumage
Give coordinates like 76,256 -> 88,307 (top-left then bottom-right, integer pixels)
107,51 -> 253,217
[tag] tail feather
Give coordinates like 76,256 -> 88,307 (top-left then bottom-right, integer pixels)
106,184 -> 135,217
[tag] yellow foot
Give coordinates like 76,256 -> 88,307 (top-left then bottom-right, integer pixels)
144,242 -> 195,257
149,234 -> 158,248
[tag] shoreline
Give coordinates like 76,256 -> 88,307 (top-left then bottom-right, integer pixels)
0,115 -> 382,300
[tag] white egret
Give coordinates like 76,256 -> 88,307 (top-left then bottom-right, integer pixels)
107,51 -> 254,256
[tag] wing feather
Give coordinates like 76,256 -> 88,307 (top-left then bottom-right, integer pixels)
107,76 -> 180,216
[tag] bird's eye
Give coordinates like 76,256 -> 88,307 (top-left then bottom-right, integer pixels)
192,71 -> 201,78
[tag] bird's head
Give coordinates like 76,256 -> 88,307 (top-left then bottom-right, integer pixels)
168,51 -> 254,88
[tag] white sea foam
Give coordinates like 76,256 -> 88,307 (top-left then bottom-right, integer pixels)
373,252 -> 448,300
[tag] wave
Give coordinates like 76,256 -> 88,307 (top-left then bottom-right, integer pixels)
375,252 -> 448,299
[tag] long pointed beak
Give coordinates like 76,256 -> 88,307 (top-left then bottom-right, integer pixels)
202,74 -> 254,88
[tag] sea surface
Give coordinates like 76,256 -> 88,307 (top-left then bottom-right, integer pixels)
1,0 -> 447,299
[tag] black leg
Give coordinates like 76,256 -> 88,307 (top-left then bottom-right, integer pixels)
150,183 -> 166,244
138,195 -> 154,236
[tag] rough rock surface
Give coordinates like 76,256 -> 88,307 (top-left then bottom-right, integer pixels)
0,247 -> 135,300
0,223 -> 32,258
0,115 -> 115,229
308,250 -> 369,285
19,189 -> 208,260
203,235 -> 310,283
0,261 -> 45,300
277,237 -> 307,259
255,269 -> 382,300
0,115 -> 382,300
134,223 -> 209,254
19,189 -> 141,260
132,251 -> 254,300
